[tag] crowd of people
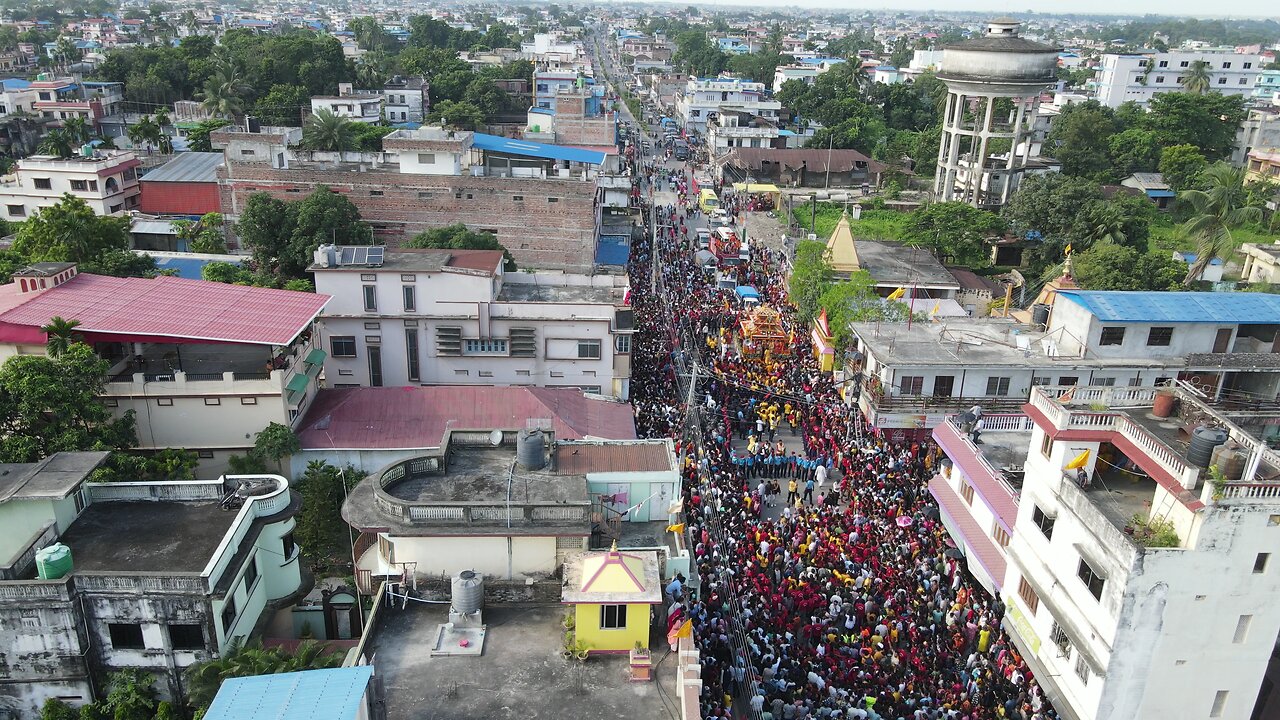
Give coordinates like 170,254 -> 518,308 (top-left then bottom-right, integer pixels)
626,151 -> 1059,720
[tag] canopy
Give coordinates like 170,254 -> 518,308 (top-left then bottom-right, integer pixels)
694,249 -> 717,266
735,285 -> 761,300
732,183 -> 782,202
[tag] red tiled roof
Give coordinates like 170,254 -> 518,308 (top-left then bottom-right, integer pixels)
444,249 -> 504,272
553,442 -> 673,474
930,475 -> 1008,591
932,420 -> 1019,533
0,273 -> 329,346
296,386 -> 637,450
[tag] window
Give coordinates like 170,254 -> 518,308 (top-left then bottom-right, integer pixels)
1049,621 -> 1072,659
1033,505 -> 1055,540
1218,77 -> 1227,85
243,556 -> 259,590
577,339 -> 602,359
168,624 -> 204,650
240,397 -> 257,405
600,604 -> 628,629
369,190 -> 383,196
1016,577 -> 1039,614
1179,60 -> 1189,67
615,334 -> 632,353
1154,76 -> 1164,83
1222,61 -> 1231,69
1240,77 -> 1249,85
1244,62 -> 1253,69
1099,327 -> 1125,345
203,398 -> 221,406
1040,433 -> 1053,458
1059,376 -> 1078,386
221,595 -> 237,634
156,398 -> 173,406
282,531 -> 297,559
1093,377 -> 1116,387
108,623 -> 145,650
992,523 -> 1010,548
110,204 -> 122,213
1145,327 -> 1173,346
6,205 -> 23,217
513,194 -> 524,201
1077,557 -> 1106,600
899,376 -> 924,396
454,369 -> 469,376
363,322 -> 381,330
406,329 -> 420,381
198,449 -> 215,458
1176,76 -> 1185,84
547,197 -> 559,203
240,148 -> 256,156
960,482 -> 975,505
1254,552 -> 1270,573
464,339 -> 508,355
1158,60 -> 1168,67
1210,690 -> 1229,718
331,336 -> 357,357
985,376 -> 1011,396
1075,655 -> 1090,685
403,285 -> 416,312
1233,614 -> 1252,644
70,179 -> 88,191
33,178 -> 51,189
338,369 -> 354,376
103,398 -> 118,407
363,285 -> 377,312
478,370 -> 494,377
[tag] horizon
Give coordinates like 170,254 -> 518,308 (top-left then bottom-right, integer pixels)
618,0 -> 1280,22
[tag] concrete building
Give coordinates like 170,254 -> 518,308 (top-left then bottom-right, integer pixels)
0,263 -> 330,476
533,70 -> 589,112
311,82 -> 383,123
1233,105 -> 1280,167
0,150 -> 141,219
29,78 -> 124,132
136,151 -> 224,215
379,74 -> 427,123
0,78 -> 37,117
930,384 -> 1280,720
1246,147 -> 1280,184
676,77 -> 781,134
1094,50 -> 1264,108
310,246 -> 632,398
524,86 -> 617,148
1255,68 -> 1280,103
1240,241 -> 1280,285
707,110 -> 782,153
214,124 -> 614,272
935,19 -> 1059,208
0,462 -> 305,714
721,147 -> 886,188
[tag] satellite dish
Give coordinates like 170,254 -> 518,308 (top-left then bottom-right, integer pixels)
488,429 -> 503,446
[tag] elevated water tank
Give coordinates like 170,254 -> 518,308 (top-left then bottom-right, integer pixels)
451,570 -> 485,614
516,428 -> 546,470
36,543 -> 73,580
1187,426 -> 1228,468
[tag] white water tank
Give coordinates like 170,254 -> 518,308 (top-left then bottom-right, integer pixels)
451,570 -> 485,614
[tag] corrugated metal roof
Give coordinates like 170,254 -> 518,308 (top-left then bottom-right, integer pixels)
553,442 -> 673,474
471,133 -> 608,165
139,152 -> 224,183
0,273 -> 329,346
204,667 -> 373,720
297,386 -> 636,450
1058,290 -> 1280,324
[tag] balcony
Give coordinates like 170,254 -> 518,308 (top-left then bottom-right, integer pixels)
862,378 -> 1030,414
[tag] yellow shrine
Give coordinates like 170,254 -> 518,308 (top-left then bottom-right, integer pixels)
739,305 -> 792,359
562,544 -> 661,654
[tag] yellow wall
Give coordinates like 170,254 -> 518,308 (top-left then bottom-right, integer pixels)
574,602 -> 651,653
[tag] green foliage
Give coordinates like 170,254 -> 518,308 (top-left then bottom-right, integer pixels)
1002,174 -> 1153,271
1072,243 -> 1182,291
40,698 -> 78,720
350,122 -> 394,152
294,460 -> 366,569
1142,93 -> 1246,162
1178,163 -> 1265,284
185,639 -> 345,711
726,51 -> 793,85
227,451 -> 269,475
427,100 -> 484,131
1044,100 -> 1121,181
1127,513 -> 1180,548
672,30 -> 727,76
0,342 -> 138,462
792,203 -> 907,241
1158,144 -> 1208,193
91,448 -> 199,484
787,240 -> 832,327
254,84 -> 310,126
40,316 -> 81,357
100,668 -> 159,720
817,271 -> 910,353
1107,128 -> 1162,178
174,212 -> 227,254
405,223 -> 516,271
900,202 -> 1006,267
253,422 -> 299,475
236,189 -> 373,280
12,195 -> 130,263
302,109 -> 355,152
185,119 -> 230,153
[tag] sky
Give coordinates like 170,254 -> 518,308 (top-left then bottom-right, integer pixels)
657,0 -> 1276,20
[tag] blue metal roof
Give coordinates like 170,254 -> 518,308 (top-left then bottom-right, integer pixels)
1,79 -> 31,91
204,667 -> 373,720
471,133 -> 607,165
1173,253 -> 1223,266
1058,290 -> 1280,323
595,234 -> 630,266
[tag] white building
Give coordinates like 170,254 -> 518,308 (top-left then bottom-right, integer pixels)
310,246 -> 633,399
1094,50 -> 1264,107
772,64 -> 822,93
931,384 -> 1280,720
311,83 -> 383,123
0,461 -> 305,714
676,77 -> 781,134
380,74 -> 426,123
0,150 -> 140,219
707,111 -> 781,153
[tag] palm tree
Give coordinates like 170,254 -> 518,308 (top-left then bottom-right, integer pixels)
61,115 -> 91,145
185,639 -> 344,711
198,68 -> 250,120
1084,204 -> 1128,247
127,116 -> 157,151
303,109 -> 356,152
37,129 -> 76,158
1182,60 -> 1212,94
1179,163 -> 1264,285
41,317 -> 82,357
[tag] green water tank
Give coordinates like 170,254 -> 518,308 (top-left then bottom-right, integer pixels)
36,543 -> 73,580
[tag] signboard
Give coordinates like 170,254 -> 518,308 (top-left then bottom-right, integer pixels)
1005,596 -> 1041,654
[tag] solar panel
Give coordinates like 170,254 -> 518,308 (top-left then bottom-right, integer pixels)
367,247 -> 385,266
352,247 -> 368,265
337,247 -> 356,265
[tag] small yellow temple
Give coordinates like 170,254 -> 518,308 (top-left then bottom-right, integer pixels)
825,211 -> 861,278
740,305 -> 792,360
562,544 -> 661,654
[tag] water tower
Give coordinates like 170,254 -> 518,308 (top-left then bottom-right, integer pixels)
934,18 -> 1059,207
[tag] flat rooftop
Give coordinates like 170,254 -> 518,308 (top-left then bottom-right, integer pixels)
58,501 -> 234,573
856,240 -> 959,288
496,282 -> 626,305
382,447 -> 588,506
971,431 -> 1028,492
367,605 -> 674,720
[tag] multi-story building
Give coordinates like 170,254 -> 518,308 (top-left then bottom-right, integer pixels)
0,263 -> 330,476
380,74 -> 427,123
1094,50 -> 1264,107
1240,240 -> 1280,285
707,111 -> 782,153
311,83 -> 383,123
1234,105 -> 1280,166
0,150 -> 141,219
214,123 -> 615,272
533,70 -> 593,113
29,78 -> 124,131
0,459 -> 305,714
676,77 -> 781,134
524,87 -> 617,148
310,245 -> 633,398
0,78 -> 37,117
931,384 -> 1280,720
1246,147 -> 1280,184
1255,68 -> 1280,103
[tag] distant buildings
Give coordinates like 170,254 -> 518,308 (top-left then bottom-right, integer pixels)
1094,50 -> 1265,108
676,77 -> 781,134
311,82 -> 384,123
0,150 -> 141,218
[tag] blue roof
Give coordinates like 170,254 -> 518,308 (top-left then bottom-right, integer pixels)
471,133 -> 607,165
1,79 -> 31,91
596,234 -> 630,266
1146,189 -> 1176,198
204,667 -> 373,720
735,285 -> 761,299
1174,253 -> 1223,266
529,106 -> 554,115
1058,290 -> 1280,324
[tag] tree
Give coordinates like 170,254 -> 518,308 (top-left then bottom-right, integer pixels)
40,698 -> 78,720
253,83 -> 310,127
236,194 -> 296,276
185,639 -> 345,712
302,109 -> 356,152
1043,100 -> 1120,180
1178,163 -> 1264,285
198,66 -> 250,119
185,119 -> 230,153
40,316 -> 82,357
12,194 -> 131,263
99,669 -> 159,720
817,270 -> 910,353
1072,243 -> 1182,291
1142,92 -> 1246,161
79,249 -> 160,279
174,212 -> 227,254
1158,144 -> 1208,192
1181,59 -> 1211,94
900,202 -> 1006,267
787,240 -> 832,327
427,100 -> 484,131
62,116 -> 91,145
37,129 -> 76,158
406,223 -> 516,270
0,343 -> 138,463
295,460 -> 364,568
253,422 -> 299,475
1002,174 -> 1105,268
1107,128 -> 1162,178
288,187 -> 374,267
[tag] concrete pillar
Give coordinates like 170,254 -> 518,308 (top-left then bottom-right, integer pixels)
942,93 -> 964,201
934,93 -> 956,196
1002,98 -> 1028,205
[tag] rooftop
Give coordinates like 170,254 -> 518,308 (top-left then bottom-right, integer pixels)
204,667 -> 374,720
366,604 -> 674,720
58,500 -> 235,573
138,151 -> 224,183
855,240 -> 959,288
0,273 -> 330,347
496,281 -> 626,305
380,446 -> 587,506
562,547 -> 662,604
471,132 -> 610,165
552,441 -> 674,475
309,248 -> 502,274
1057,290 -> 1280,324
0,451 -> 109,503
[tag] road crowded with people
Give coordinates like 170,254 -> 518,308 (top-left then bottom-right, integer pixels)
623,142 -> 1060,720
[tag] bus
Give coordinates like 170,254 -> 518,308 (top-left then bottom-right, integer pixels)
698,188 -> 720,214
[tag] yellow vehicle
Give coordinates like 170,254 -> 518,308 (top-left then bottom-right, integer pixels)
698,188 -> 720,215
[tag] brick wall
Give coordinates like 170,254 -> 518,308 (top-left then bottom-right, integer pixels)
217,165 -> 599,271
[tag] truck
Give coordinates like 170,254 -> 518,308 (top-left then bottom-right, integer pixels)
711,226 -> 742,265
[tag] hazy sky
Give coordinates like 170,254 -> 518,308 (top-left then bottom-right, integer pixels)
664,0 -> 1276,20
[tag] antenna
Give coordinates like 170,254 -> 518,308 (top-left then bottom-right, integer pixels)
488,429 -> 503,446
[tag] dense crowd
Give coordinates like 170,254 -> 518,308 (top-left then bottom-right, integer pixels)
626,160 -> 1058,720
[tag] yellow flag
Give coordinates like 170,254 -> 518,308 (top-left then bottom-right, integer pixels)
665,523 -> 685,534
1065,449 -> 1090,470
931,301 -> 941,315
1064,244 -> 1073,256
667,617 -> 693,645
887,287 -> 905,300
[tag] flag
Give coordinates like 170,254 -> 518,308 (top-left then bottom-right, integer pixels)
665,523 -> 685,534
667,618 -> 693,645
1065,449 -> 1091,470
887,287 -> 905,300
931,301 -> 940,315
1064,244 -> 1073,256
